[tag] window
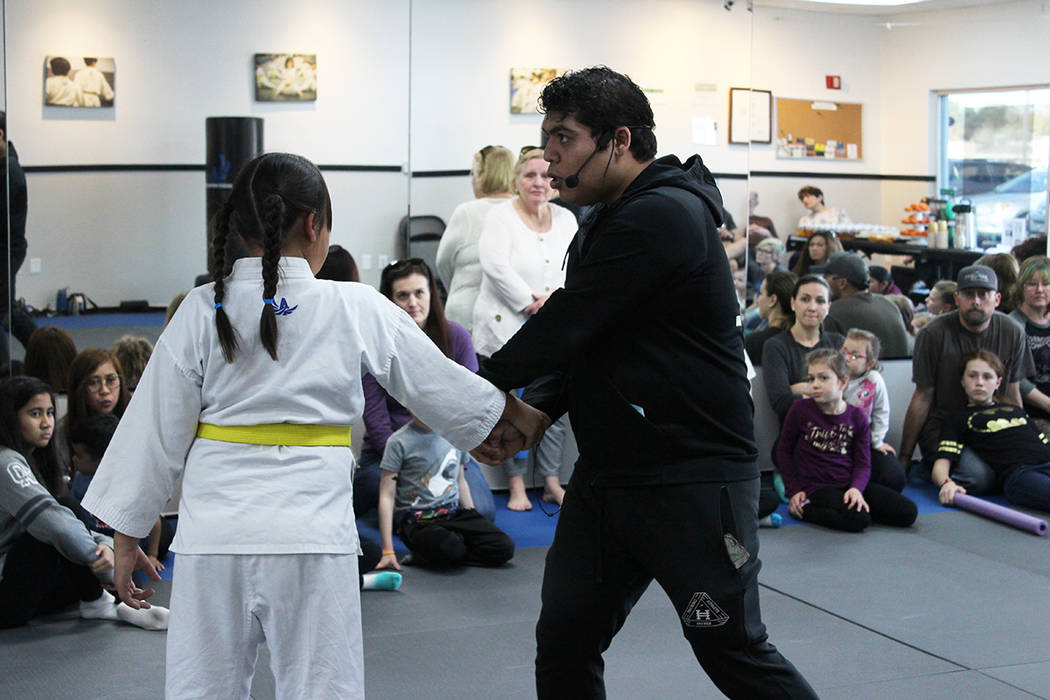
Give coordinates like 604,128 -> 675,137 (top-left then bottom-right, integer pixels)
938,87 -> 1050,238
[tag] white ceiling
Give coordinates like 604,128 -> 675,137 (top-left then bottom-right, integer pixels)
755,0 -> 1023,15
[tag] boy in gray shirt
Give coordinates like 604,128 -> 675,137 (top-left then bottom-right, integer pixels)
377,418 -> 514,570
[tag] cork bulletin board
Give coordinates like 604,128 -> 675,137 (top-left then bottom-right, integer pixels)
775,97 -> 862,160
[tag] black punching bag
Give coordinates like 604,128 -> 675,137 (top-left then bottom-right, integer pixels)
204,117 -> 264,279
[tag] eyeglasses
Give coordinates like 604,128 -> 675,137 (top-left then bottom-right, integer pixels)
84,374 -> 120,393
477,145 -> 497,166
519,145 -> 541,156
840,349 -> 867,361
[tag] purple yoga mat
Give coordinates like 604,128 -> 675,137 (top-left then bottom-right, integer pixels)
953,493 -> 1048,536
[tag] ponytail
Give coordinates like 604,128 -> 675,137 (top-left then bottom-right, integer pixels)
212,200 -> 239,363
257,192 -> 285,360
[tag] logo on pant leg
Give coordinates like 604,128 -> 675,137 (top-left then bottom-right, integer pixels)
682,592 -> 729,628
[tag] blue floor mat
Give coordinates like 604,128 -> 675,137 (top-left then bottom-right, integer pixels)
41,312 -> 166,330
769,478 -> 1014,527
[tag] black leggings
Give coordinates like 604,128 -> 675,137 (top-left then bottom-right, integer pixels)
399,508 -> 514,568
801,483 -> 917,532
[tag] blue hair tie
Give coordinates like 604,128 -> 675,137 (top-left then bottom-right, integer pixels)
263,297 -> 275,305
214,302 -> 223,310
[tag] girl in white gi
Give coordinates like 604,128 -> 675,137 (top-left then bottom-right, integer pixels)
82,152 -> 546,699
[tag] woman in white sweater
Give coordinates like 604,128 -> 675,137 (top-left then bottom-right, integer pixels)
435,145 -> 515,333
475,148 -> 577,510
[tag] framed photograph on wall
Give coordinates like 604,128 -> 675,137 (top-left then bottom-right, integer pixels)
255,53 -> 317,102
44,56 -> 115,107
728,88 -> 772,144
510,67 -> 565,114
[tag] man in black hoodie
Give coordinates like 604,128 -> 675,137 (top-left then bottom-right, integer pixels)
0,112 -> 38,367
478,68 -> 816,698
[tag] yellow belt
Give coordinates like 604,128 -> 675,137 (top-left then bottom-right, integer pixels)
196,423 -> 351,447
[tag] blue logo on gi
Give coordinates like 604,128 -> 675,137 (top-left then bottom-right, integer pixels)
269,297 -> 299,316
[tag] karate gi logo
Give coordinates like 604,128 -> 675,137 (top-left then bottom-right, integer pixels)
682,592 -> 729,628
268,297 -> 299,316
6,462 -> 35,489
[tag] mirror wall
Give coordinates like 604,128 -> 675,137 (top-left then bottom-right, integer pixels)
0,0 -> 755,368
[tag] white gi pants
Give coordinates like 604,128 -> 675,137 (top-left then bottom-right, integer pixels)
165,553 -> 362,700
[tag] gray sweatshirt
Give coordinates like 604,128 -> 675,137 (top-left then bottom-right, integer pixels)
0,447 -> 110,583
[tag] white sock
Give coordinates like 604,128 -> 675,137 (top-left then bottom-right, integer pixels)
116,602 -> 170,631
79,592 -> 119,621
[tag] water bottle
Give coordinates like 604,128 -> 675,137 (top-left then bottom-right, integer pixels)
953,202 -> 975,249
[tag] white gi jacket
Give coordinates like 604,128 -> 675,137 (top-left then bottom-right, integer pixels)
73,67 -> 114,107
82,257 -> 505,555
472,200 -> 576,356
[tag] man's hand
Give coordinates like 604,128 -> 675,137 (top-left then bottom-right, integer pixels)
472,393 -> 551,465
113,532 -> 162,609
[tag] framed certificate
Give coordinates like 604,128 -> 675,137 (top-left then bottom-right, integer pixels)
728,88 -> 772,145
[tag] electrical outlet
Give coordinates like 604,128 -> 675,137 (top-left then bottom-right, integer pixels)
29,258 -> 41,274
378,254 -> 389,268
361,254 -> 372,270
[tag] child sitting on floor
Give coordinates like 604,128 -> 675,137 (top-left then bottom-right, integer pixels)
377,415 -> 514,570
934,350 -> 1050,513
841,329 -> 907,492
777,349 -> 917,532
70,414 -> 174,573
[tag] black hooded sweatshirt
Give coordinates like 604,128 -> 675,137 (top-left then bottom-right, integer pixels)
479,154 -> 758,486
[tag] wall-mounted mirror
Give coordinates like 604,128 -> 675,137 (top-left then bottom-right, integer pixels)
2,0 -> 413,375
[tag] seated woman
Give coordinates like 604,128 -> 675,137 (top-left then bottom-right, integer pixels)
924,280 -> 957,315
355,259 -> 496,522
790,230 -> 842,277
0,376 -> 168,630
23,326 -> 77,418
796,185 -> 851,231
1009,256 -> 1050,431
745,270 -> 796,362
112,336 -> 154,394
761,274 -> 845,425
975,252 -> 1019,314
474,148 -> 577,510
435,145 -> 516,334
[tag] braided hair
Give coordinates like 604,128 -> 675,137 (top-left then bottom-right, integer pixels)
211,153 -> 332,362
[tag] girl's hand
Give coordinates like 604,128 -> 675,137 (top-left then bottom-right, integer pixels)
844,488 -> 869,512
939,480 -> 966,505
523,294 -> 550,316
148,555 -> 165,573
788,491 -> 809,519
90,544 -> 114,576
377,553 -> 402,571
113,532 -> 161,609
875,443 -> 897,456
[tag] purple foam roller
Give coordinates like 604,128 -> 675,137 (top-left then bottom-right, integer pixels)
953,493 -> 1048,536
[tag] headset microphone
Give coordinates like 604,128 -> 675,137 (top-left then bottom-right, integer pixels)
563,132 -> 612,189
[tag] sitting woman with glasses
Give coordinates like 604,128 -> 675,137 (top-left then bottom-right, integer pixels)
62,349 -> 129,493
435,145 -> 516,334
355,258 -> 496,523
1010,256 -> 1050,432
473,147 -> 576,510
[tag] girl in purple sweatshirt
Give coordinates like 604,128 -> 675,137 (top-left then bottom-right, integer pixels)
777,349 -> 916,532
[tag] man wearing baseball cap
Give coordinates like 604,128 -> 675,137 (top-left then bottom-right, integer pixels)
899,265 -> 1034,493
816,251 -> 910,359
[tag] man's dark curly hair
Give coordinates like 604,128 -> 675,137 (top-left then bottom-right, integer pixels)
539,66 -> 657,161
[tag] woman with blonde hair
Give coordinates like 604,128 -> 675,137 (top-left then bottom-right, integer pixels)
1009,256 -> 1050,428
475,147 -> 577,510
435,145 -> 516,333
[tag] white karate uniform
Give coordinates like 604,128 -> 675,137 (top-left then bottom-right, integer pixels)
45,75 -> 84,106
73,67 -> 114,107
83,256 -> 505,699
472,200 -> 577,356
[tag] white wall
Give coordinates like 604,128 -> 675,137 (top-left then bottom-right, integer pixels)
8,0 -> 411,306
6,0 -> 1050,308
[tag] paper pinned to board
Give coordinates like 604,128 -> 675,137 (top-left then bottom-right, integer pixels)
692,116 -> 718,146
